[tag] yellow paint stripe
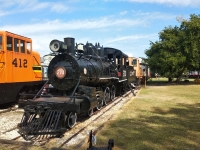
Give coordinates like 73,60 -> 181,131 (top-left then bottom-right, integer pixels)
33,70 -> 42,72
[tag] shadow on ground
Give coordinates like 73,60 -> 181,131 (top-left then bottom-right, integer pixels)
102,103 -> 200,150
145,80 -> 198,86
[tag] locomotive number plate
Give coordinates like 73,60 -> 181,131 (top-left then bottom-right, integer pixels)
55,67 -> 66,79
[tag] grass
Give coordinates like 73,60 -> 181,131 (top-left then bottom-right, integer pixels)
148,77 -> 195,82
88,83 -> 200,150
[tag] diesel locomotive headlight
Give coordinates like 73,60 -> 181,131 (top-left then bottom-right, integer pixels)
55,67 -> 66,79
49,39 -> 67,53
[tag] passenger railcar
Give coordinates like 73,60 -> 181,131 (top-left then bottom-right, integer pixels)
18,37 -> 139,138
0,31 -> 46,104
187,71 -> 200,78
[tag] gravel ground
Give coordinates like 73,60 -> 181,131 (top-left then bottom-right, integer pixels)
0,108 -> 24,140
0,109 -> 23,133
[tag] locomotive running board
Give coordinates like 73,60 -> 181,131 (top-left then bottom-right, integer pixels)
18,110 -> 65,140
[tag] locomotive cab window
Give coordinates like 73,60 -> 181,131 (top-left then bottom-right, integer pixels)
107,54 -> 114,60
126,59 -> 129,66
7,36 -> 13,51
26,42 -> 31,54
132,59 -> 137,66
14,38 -> 19,52
0,35 -> 2,50
20,40 -> 25,53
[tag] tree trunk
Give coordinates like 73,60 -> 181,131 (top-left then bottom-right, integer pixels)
176,77 -> 181,82
176,66 -> 187,82
168,77 -> 172,82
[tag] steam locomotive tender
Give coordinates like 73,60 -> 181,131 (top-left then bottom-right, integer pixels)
18,37 -> 137,138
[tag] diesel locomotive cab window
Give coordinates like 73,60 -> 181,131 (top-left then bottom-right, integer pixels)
26,42 -> 31,54
0,35 -> 2,50
126,59 -> 129,66
14,38 -> 19,52
20,40 -> 25,53
7,36 -> 13,51
132,59 -> 137,66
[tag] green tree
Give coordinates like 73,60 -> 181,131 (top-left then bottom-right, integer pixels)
145,14 -> 200,82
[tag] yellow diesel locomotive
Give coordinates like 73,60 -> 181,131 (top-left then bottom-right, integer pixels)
0,31 -> 46,104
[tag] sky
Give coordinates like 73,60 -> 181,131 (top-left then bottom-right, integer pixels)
0,0 -> 200,58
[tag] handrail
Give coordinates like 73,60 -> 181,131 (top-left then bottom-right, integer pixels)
33,80 -> 49,100
68,78 -> 81,103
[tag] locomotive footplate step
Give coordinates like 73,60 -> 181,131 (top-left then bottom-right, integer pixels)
18,110 -> 65,139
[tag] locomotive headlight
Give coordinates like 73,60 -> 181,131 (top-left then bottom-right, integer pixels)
55,67 -> 66,79
49,39 -> 67,53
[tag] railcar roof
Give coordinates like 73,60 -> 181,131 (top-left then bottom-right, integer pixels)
0,30 -> 31,40
104,47 -> 128,58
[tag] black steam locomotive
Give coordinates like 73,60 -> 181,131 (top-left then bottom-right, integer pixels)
18,37 -> 137,138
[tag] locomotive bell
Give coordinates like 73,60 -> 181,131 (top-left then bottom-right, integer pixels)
76,43 -> 85,53
49,40 -> 67,53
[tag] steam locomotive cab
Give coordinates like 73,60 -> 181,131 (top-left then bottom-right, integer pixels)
18,37 -> 137,138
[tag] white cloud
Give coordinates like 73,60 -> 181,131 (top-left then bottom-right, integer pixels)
0,0 -> 69,14
143,12 -> 177,21
119,11 -> 128,15
0,11 -> 174,57
124,0 -> 200,7
0,0 -> 47,9
0,17 -> 147,56
104,34 -> 157,44
0,17 -> 146,34
51,3 -> 69,13
22,1 -> 50,12
0,11 -> 10,16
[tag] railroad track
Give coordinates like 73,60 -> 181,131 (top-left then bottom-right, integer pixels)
0,106 -> 30,146
0,104 -> 18,115
46,90 -> 136,149
0,125 -> 33,146
0,89 -> 138,149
